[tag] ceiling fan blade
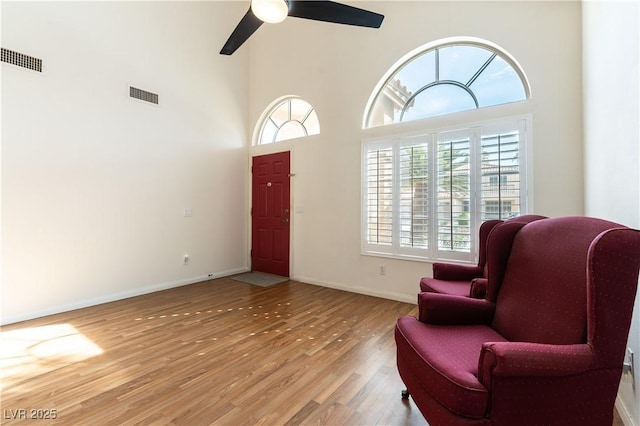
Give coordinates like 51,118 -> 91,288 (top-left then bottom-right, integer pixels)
287,1 -> 384,28
220,7 -> 264,55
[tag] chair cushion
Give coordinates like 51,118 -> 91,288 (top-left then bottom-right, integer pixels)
395,316 -> 508,418
420,277 -> 471,297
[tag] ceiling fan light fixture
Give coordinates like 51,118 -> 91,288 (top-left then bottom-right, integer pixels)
251,0 -> 288,24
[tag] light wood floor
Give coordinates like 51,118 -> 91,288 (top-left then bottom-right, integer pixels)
1,278 -> 428,425
1,278 -> 626,425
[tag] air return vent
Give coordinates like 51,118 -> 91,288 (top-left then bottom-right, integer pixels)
129,86 -> 159,105
1,47 -> 42,72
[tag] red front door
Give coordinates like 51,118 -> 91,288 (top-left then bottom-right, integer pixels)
251,152 -> 291,277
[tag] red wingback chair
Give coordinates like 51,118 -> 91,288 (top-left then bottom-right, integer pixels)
419,215 -> 547,298
396,216 -> 640,425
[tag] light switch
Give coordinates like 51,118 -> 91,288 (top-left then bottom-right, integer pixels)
183,208 -> 193,217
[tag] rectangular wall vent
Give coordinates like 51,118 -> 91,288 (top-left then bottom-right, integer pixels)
1,47 -> 42,72
129,86 -> 159,105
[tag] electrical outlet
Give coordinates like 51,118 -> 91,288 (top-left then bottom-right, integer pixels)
183,255 -> 190,266
380,265 -> 386,275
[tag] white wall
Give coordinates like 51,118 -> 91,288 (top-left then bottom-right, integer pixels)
1,1 -> 251,324
248,1 -> 584,302
583,1 -> 640,423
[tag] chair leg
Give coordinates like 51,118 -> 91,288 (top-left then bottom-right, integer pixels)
401,389 -> 410,399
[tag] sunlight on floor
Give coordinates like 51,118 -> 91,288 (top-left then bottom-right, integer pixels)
0,323 -> 103,389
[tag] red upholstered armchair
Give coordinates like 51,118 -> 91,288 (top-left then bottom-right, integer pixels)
420,215 -> 547,298
396,216 -> 640,425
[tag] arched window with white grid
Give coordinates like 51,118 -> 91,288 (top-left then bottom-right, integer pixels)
256,96 -> 320,145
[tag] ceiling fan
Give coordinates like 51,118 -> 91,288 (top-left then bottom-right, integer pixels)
220,0 -> 384,55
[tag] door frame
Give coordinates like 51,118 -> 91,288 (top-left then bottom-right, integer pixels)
249,149 -> 293,277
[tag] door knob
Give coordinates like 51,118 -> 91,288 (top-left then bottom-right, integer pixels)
281,218 -> 289,224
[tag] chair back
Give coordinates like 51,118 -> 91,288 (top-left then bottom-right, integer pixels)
478,216 -> 546,277
490,216 -> 635,345
478,220 -> 503,275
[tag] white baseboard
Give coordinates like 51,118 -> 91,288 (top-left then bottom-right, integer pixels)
615,395 -> 637,426
1,267 -> 249,325
292,275 -> 417,305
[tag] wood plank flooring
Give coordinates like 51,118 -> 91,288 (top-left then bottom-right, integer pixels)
1,278 -> 428,425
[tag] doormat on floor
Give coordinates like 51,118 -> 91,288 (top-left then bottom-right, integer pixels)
231,272 -> 289,287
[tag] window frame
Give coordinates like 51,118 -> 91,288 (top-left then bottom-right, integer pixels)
254,96 -> 320,145
361,115 -> 531,263
363,37 -> 531,129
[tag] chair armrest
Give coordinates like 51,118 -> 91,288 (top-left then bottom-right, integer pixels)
478,342 -> 594,388
469,278 -> 488,298
432,262 -> 483,281
418,292 -> 495,325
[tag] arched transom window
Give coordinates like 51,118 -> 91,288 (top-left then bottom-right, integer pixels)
365,40 -> 530,127
257,97 -> 320,144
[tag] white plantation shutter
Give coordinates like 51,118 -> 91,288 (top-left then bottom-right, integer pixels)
399,143 -> 429,250
365,146 -> 393,246
362,117 -> 529,262
480,131 -> 521,220
436,137 -> 472,255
